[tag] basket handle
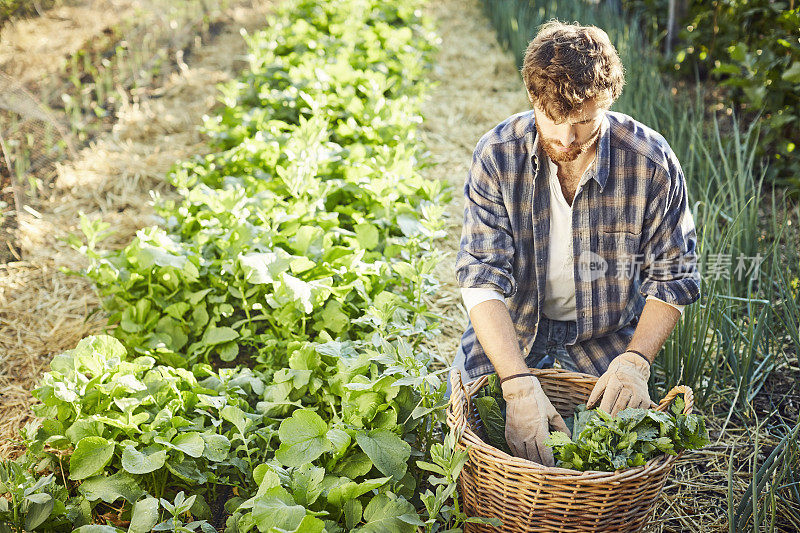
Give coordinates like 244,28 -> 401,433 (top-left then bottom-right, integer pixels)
656,385 -> 694,415
448,366 -> 471,422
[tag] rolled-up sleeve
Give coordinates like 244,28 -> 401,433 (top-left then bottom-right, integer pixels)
455,141 -> 516,297
638,156 -> 701,306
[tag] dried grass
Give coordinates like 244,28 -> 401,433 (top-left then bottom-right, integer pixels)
420,0 -> 528,368
18,8 -> 269,265
645,415 -> 791,533
0,0 -> 136,85
0,261 -> 105,459
16,63 -> 234,267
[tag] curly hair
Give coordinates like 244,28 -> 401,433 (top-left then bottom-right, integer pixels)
521,19 -> 625,123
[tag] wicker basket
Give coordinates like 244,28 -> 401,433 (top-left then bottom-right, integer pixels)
446,367 -> 694,533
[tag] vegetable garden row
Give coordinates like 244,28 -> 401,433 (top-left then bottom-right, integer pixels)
1,1 -> 469,531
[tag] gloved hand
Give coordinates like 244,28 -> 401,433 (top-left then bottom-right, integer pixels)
501,375 -> 571,466
586,351 -> 652,417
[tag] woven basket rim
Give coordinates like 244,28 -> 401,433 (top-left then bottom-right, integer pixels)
447,366 -> 694,481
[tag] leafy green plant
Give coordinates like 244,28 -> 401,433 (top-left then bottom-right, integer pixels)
24,334 -> 269,524
73,0 -> 446,370
153,492 -> 216,533
618,0 -> 799,188
672,1 -> 799,188
21,330 -> 461,530
55,2 -> 463,526
545,397 -> 710,471
0,458 -> 82,532
471,374 -> 511,455
416,426 -> 502,532
218,334 -> 453,532
8,0 -> 492,529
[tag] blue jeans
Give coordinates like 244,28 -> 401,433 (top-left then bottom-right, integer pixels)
445,317 -> 579,401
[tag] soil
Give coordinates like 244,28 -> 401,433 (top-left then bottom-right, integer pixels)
0,211 -> 18,263
750,369 -> 800,428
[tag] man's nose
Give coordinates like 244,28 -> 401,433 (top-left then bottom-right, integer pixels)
559,130 -> 576,148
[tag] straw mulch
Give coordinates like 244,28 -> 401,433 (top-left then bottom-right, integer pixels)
16,2 -> 275,266
0,0 -> 137,86
0,262 -> 106,459
0,0 -> 276,459
419,0 -> 529,369
648,409 -> 800,532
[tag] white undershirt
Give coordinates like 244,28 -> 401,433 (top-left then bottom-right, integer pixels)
461,135 -> 685,318
541,143 -> 592,320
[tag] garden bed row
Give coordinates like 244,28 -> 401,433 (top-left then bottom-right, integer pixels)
1,1 -> 459,531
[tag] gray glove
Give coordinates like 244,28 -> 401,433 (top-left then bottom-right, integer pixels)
501,375 -> 571,466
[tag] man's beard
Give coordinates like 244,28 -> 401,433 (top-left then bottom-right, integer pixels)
535,119 -> 602,164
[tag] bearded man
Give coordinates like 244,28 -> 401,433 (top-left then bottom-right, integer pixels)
447,20 -> 701,466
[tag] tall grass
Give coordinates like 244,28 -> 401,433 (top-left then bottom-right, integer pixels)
729,419 -> 800,531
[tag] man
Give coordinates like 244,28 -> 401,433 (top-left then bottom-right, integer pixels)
449,20 -> 700,466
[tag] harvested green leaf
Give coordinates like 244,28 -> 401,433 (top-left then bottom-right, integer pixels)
473,396 -> 511,456
472,375 -> 709,472
473,373 -> 513,454
544,396 -> 710,472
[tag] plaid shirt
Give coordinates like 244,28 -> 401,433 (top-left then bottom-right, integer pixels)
455,109 -> 700,378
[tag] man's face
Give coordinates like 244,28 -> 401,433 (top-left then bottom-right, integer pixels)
530,94 -> 606,163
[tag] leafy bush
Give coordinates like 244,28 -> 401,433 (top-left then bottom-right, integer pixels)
621,0 -> 800,189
